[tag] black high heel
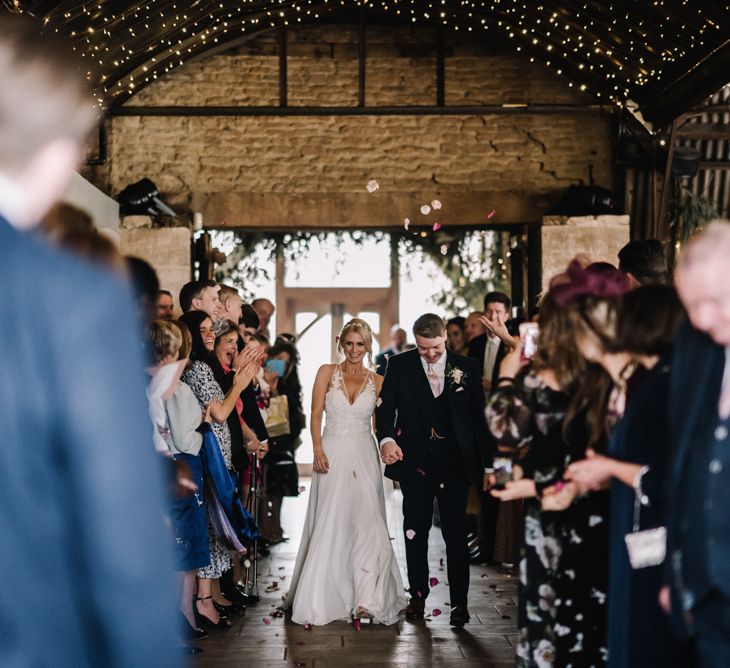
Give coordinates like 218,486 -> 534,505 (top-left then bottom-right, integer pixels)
179,612 -> 208,640
213,601 -> 237,616
194,596 -> 232,629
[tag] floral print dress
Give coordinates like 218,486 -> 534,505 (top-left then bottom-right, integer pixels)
488,370 -> 571,667
183,360 -> 233,579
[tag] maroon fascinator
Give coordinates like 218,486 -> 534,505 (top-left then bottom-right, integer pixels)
550,259 -> 630,307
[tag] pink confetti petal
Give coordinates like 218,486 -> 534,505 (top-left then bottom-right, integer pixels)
416,590 -> 423,598
353,619 -> 362,631
432,223 -> 442,232
396,428 -> 403,437
406,529 -> 416,540
487,209 -> 496,219
298,486 -> 306,493
416,467 -> 426,476
303,623 -> 313,630
421,205 -> 431,215
430,577 -> 439,587
432,608 -> 442,617
263,617 -> 271,625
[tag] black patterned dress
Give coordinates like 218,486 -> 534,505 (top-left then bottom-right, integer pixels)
487,370 -> 571,668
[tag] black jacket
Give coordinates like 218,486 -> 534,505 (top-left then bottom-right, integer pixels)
375,348 -> 493,486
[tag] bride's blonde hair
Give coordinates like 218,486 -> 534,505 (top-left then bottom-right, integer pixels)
338,318 -> 374,367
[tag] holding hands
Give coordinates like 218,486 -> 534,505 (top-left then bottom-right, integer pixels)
380,440 -> 404,466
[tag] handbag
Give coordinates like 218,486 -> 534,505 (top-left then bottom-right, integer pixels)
265,394 -> 291,438
624,466 -> 666,569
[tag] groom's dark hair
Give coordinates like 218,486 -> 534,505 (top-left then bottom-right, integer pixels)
413,313 -> 445,339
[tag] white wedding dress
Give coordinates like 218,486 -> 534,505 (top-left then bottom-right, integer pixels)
286,366 -> 406,625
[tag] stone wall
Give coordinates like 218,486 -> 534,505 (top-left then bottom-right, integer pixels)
83,25 -> 614,231
541,215 -> 630,290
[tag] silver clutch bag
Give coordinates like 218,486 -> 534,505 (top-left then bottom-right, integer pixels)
625,465 -> 666,570
625,526 -> 667,569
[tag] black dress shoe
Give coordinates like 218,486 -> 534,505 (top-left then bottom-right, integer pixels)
450,606 -> 470,628
179,612 -> 208,640
405,597 -> 425,620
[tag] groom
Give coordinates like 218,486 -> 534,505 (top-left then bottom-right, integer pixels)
376,313 -> 493,627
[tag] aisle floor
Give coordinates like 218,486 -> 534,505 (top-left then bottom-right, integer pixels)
192,479 -> 518,667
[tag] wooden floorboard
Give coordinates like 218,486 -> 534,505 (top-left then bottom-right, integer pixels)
191,478 -> 518,667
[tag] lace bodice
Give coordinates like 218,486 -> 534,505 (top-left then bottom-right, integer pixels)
322,365 -> 376,436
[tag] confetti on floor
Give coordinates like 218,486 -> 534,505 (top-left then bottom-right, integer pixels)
366,179 -> 379,193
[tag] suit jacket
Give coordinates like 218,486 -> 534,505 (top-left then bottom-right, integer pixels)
375,348 -> 493,486
467,319 -> 521,388
0,215 -> 177,665
467,333 -> 507,388
665,320 -> 727,636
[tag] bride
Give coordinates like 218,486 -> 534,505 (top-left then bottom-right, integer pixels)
286,318 -> 406,626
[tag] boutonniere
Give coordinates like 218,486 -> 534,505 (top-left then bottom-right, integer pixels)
446,363 -> 467,388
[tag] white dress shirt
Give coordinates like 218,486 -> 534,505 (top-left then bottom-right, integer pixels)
483,334 -> 501,384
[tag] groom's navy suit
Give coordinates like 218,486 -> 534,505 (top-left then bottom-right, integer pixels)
376,348 -> 493,607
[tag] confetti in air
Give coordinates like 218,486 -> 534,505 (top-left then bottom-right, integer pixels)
298,486 -> 306,493
431,200 -> 442,210
406,529 -> 416,540
432,608 -> 442,617
366,179 -> 379,193
420,205 -> 431,215
404,218 -> 410,230
416,467 -> 426,476
262,617 -> 271,625
487,209 -> 496,219
430,577 -> 439,587
432,223 -> 442,232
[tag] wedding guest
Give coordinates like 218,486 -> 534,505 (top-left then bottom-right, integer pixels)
468,292 -> 518,566
240,303 -> 261,344
178,310 -> 251,628
125,256 -> 161,329
218,284 -> 244,324
180,279 -> 221,319
148,319 -> 210,645
618,239 -> 668,288
375,325 -> 408,375
489,261 -> 631,667
487,291 -> 584,666
157,289 -> 175,320
565,285 -> 691,667
252,297 -> 276,340
662,223 -> 730,667
0,15 -> 177,664
57,228 -> 126,275
446,316 -> 468,354
464,311 -> 487,342
262,341 -> 304,543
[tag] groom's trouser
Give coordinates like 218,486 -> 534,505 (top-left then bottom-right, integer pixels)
400,475 -> 470,607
